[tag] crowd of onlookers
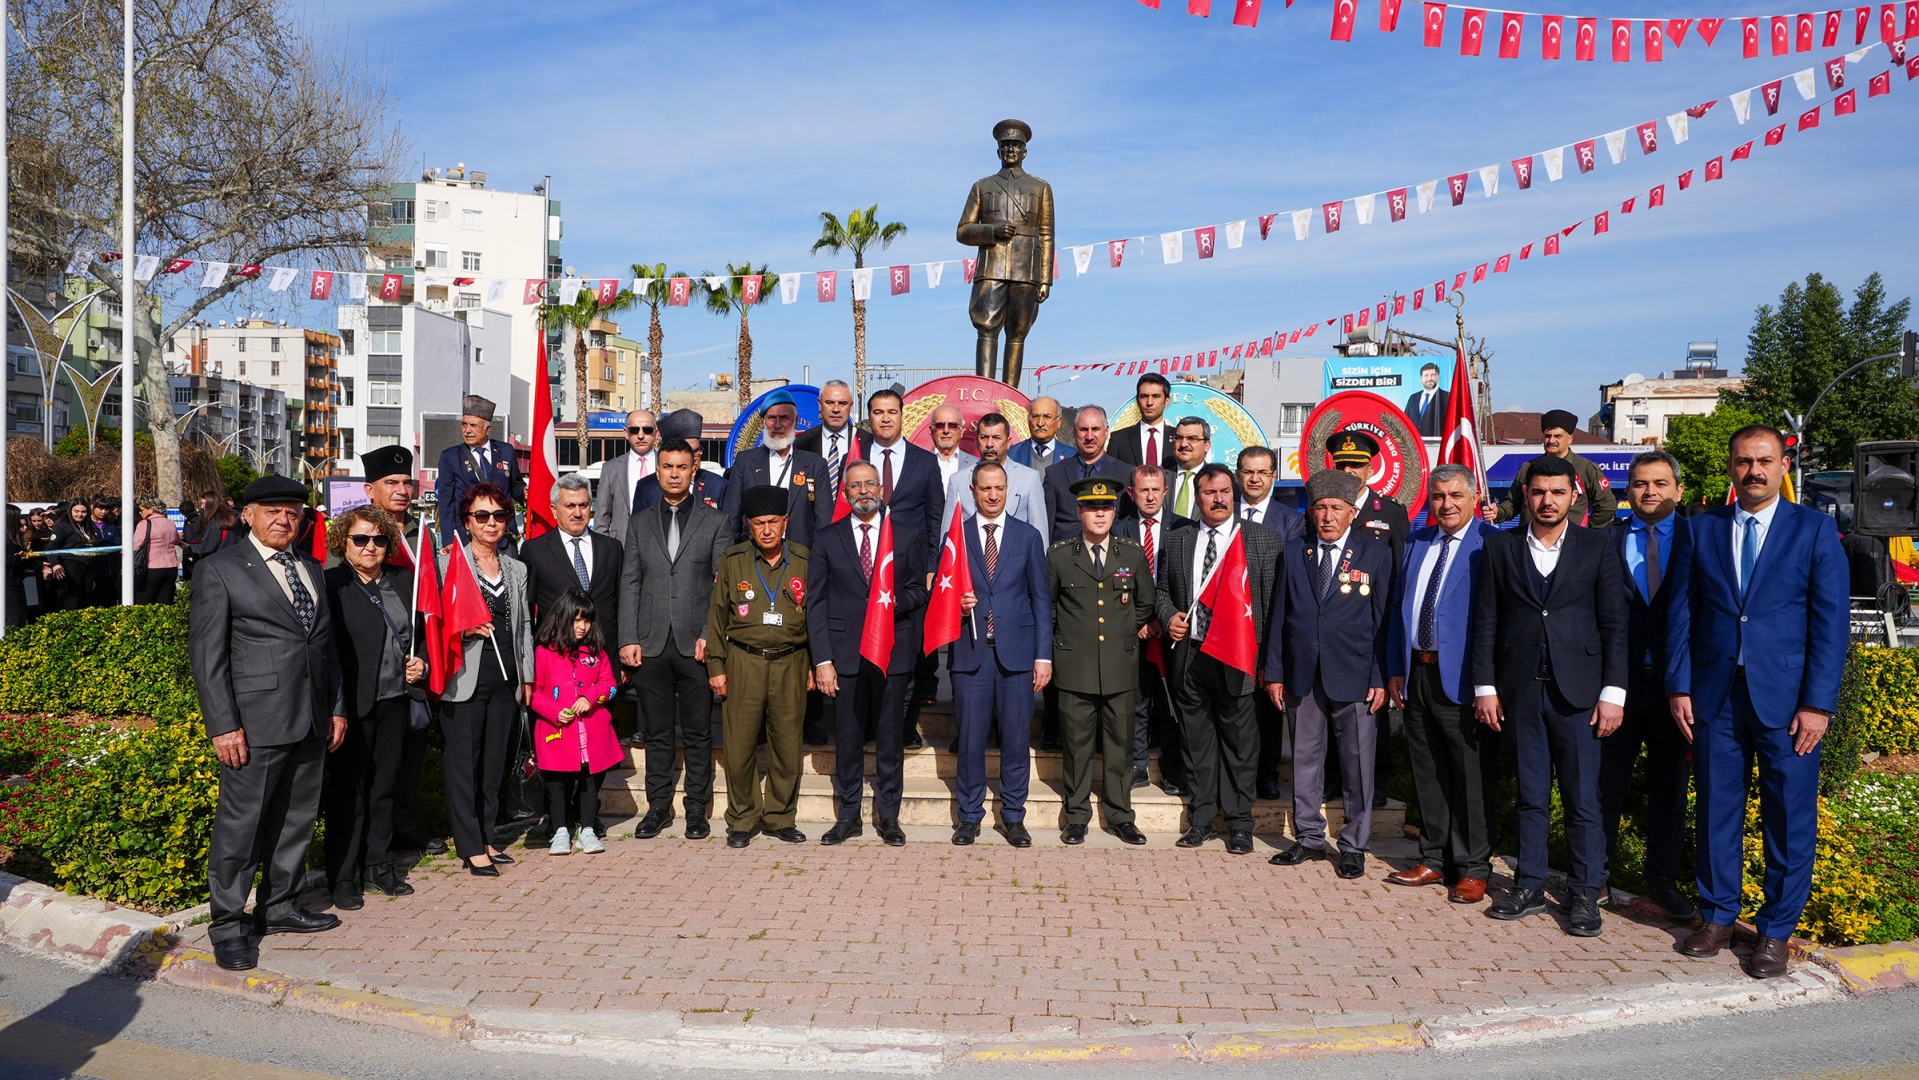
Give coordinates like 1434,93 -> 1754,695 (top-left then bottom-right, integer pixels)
4,491 -> 253,623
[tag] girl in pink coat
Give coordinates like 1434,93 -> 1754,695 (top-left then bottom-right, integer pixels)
530,588 -> 621,854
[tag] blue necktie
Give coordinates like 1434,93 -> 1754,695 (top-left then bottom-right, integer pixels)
571,536 -> 591,589
1738,517 -> 1759,601
1417,535 -> 1452,650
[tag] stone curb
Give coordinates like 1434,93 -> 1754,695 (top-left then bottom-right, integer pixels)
0,871 -> 171,973
1809,940 -> 1919,996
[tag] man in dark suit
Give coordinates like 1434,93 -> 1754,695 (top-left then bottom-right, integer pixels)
1472,453 -> 1628,937
1157,464 -> 1281,855
949,461 -> 1052,847
1403,362 -> 1449,438
862,389 -> 943,552
1114,465 -> 1192,795
1328,429 -> 1409,808
1667,425 -> 1849,978
1108,373 -> 1177,468
1267,469 -> 1394,880
723,390 -> 827,549
1600,450 -> 1697,922
807,460 -> 929,847
618,439 -> 730,842
1006,395 -> 1066,474
633,410 -> 727,515
435,395 -> 524,543
1384,464 -> 1500,904
794,379 -> 870,500
1043,403 -> 1134,544
1235,445 -> 1304,800
524,473 -> 623,623
191,476 -> 347,971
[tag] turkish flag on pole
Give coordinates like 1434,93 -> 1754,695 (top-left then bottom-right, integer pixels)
832,431 -> 864,523
308,510 -> 329,561
437,535 -> 495,690
413,526 -> 445,694
1197,531 -> 1259,677
1438,347 -> 1488,514
526,325 -> 559,540
924,504 -> 972,654
859,514 -> 898,669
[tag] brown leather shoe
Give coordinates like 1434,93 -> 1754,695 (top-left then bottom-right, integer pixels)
1746,935 -> 1791,979
1448,878 -> 1488,904
1680,922 -> 1735,958
1386,865 -> 1445,888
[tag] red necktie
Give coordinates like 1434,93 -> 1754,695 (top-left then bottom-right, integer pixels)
1145,426 -> 1158,465
881,448 -> 895,504
859,523 -> 873,580
1141,517 -> 1156,576
983,523 -> 999,638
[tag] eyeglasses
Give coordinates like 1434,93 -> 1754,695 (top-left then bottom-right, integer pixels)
931,421 -> 963,430
845,479 -> 883,491
627,425 -> 655,435
347,534 -> 391,549
465,509 -> 511,523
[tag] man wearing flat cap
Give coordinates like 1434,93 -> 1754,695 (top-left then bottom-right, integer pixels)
1487,409 -> 1617,529
190,476 -> 347,971
435,395 -> 523,544
705,485 -> 813,848
723,389 -> 827,550
957,119 -> 1055,386
634,409 -> 727,515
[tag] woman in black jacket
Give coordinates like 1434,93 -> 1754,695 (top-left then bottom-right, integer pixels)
46,500 -> 99,610
321,504 -> 427,910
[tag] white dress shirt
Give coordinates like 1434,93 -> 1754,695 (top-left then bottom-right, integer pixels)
1311,526 -> 1351,576
1473,523 -> 1626,706
1187,520 -> 1239,626
626,449 -> 654,484
872,439 -> 902,486
766,446 -> 796,488
820,425 -> 852,464
935,448 -> 964,490
1415,389 -> 1437,417
562,529 -> 595,581
1136,513 -> 1165,574
1239,496 -> 1271,525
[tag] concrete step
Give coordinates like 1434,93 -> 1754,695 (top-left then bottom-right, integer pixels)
623,743 -> 1170,782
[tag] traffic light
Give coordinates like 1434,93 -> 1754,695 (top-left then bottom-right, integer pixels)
1782,431 -> 1800,471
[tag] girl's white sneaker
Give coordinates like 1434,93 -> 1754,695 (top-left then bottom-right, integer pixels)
548,828 -> 572,856
578,827 -> 605,854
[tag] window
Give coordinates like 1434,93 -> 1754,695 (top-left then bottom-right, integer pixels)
369,330 -> 402,353
388,198 -> 415,224
236,337 -> 247,353
341,430 -> 354,459
270,361 -> 281,377
456,292 -> 481,309
422,199 -> 440,222
270,337 -> 281,352
1278,403 -> 1313,439
460,250 -> 482,272
165,336 -> 175,353
472,347 -> 484,366
237,360 -> 246,376
462,209 -> 482,231
423,247 -> 449,269
602,364 -> 612,380
341,329 -> 354,355
341,377 -> 354,406
618,371 -> 626,385
172,386 -> 192,405
367,380 -> 400,406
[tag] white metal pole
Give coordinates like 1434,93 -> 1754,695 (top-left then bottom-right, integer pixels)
119,0 -> 136,605
1,0 -> 9,636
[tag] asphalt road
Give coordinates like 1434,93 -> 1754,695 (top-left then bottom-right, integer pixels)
0,947 -> 1915,1079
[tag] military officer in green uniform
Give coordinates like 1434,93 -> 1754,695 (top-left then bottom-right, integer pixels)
1047,476 -> 1156,846
705,486 -> 813,849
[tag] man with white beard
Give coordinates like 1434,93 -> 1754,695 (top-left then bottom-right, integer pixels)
723,390 -> 829,549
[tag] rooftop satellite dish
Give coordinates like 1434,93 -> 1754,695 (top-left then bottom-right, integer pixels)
1623,373 -> 1646,385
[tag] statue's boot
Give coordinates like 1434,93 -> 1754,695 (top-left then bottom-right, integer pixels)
1002,341 -> 1026,388
976,335 -> 1000,381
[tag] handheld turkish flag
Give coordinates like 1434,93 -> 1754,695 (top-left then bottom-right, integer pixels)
859,513 -> 898,670
832,431 -> 864,523
437,535 -> 494,692
1439,346 -> 1488,514
924,504 -> 972,655
308,510 -> 329,561
525,324 -> 559,540
1197,530 -> 1258,677
414,525 -> 446,695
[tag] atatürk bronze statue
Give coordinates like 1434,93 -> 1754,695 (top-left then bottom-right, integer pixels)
956,119 -> 1055,387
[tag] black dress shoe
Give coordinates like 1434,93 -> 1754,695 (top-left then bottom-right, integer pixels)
1062,823 -> 1088,845
1130,767 -> 1150,790
685,817 -> 712,840
769,827 -> 807,843
877,818 -> 906,846
1335,850 -> 1366,879
394,832 -> 447,856
366,864 -> 414,897
1227,830 -> 1255,855
330,884 -> 364,911
1160,779 -> 1186,797
1113,822 -> 1147,846
821,820 -> 862,845
1646,878 -> 1699,922
462,857 -> 500,877
953,821 -> 980,846
727,831 -> 753,848
903,728 -> 924,750
213,938 -> 258,971
1256,778 -> 1282,801
803,725 -> 829,746
487,850 -> 515,864
1372,788 -> 1388,809
1039,735 -> 1063,752
1269,841 -> 1324,866
1568,895 -> 1604,937
634,809 -> 673,839
1747,935 -> 1792,979
419,836 -> 448,856
1002,822 -> 1032,848
1486,887 -> 1549,921
258,908 -> 341,936
1175,828 -> 1217,849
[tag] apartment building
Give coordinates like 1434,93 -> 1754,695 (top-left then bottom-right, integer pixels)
176,320 -> 341,474
168,373 -> 292,477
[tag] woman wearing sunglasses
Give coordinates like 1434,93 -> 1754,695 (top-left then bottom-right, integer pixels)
437,483 -> 533,876
322,505 -> 428,909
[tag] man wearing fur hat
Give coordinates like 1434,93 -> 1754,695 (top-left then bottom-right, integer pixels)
434,394 -> 524,543
1487,409 -> 1617,529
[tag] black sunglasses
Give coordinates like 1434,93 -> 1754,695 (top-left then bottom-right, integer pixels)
465,509 -> 512,523
347,534 -> 391,549
627,425 -> 655,435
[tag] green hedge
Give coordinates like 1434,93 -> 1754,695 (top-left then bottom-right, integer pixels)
0,601 -> 197,722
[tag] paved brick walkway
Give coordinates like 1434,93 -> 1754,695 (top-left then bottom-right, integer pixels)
216,831 -> 1741,1038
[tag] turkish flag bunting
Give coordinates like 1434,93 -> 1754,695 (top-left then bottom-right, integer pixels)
1258,215 -> 1277,240
437,536 -> 494,693
963,258 -> 977,283
1909,51 -> 1919,78
1357,307 -> 1369,327
1610,18 -> 1630,61
923,504 -> 971,655
1413,288 -> 1425,309
741,275 -> 763,304
1438,345 -> 1487,509
1885,4 -> 1900,44
1649,183 -> 1666,206
1460,9 -> 1486,54
1870,69 -> 1891,95
1762,79 -> 1784,114
1636,120 -> 1659,153
1825,9 -> 1841,45
857,515 -> 899,670
1344,313 -> 1356,334
1261,337 -> 1275,356
1644,20 -> 1663,61
1376,301 -> 1388,322
1423,2 -> 1447,46
1499,11 -> 1523,56
1687,99 -> 1717,118
1731,141 -> 1754,160
1510,157 -> 1534,188
1472,262 -> 1488,282
1576,17 -> 1597,59
1196,226 -> 1217,258
1742,17 -> 1760,56
1705,156 -> 1725,181
1545,234 -> 1561,255
1593,211 -> 1609,235
1291,328 -> 1304,343
1542,14 -> 1563,58
1188,0 -> 1211,16
1858,5 -> 1872,43
890,265 -> 911,295
1679,168 -> 1695,189
1435,279 -> 1447,300
1447,173 -> 1468,205
1798,106 -> 1820,130
1323,201 -> 1344,232
597,278 -> 620,306
1833,88 -> 1857,114
1668,18 -> 1690,45
1826,56 -> 1848,90
1393,294 -> 1406,315
1454,268 -> 1469,289
1494,253 -> 1511,273
1765,123 -> 1786,145
309,271 -> 333,301
1196,530 -> 1259,677
1574,138 -> 1597,173
1772,15 -> 1790,54
1331,0 -> 1358,40
815,271 -> 837,303
1141,0 -> 1158,7
1697,17 -> 1723,45
1796,12 -> 1814,51
1561,224 -> 1580,236
1388,187 -> 1410,220
380,273 -> 404,301
1520,242 -> 1534,259
1381,0 -> 1404,31
1233,0 -> 1262,26
1622,195 -> 1637,212
1907,0 -> 1918,38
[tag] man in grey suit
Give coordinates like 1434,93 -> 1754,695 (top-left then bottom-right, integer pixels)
594,408 -> 657,540
191,476 -> 347,972
619,439 -> 730,842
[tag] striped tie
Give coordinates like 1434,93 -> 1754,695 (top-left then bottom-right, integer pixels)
983,523 -> 999,639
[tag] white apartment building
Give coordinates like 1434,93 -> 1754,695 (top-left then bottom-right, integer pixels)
334,303 -> 515,481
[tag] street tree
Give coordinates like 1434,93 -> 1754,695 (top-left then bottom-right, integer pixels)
698,264 -> 778,409
811,207 -> 905,411
543,285 -> 634,458
1665,402 -> 1762,506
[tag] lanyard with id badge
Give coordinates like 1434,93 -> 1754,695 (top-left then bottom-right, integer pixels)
747,546 -> 793,626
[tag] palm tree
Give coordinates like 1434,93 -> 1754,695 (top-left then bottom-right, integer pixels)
542,283 -> 635,457
811,206 -> 906,412
698,264 -> 779,409
630,262 -> 676,412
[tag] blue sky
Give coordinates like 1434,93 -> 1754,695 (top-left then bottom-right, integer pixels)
299,0 -> 1917,419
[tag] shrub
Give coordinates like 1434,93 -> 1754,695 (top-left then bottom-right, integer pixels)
0,600 -> 197,722
1837,644 -> 1919,757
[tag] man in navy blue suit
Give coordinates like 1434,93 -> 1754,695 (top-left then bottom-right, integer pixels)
806,460 -> 929,848
1667,425 -> 1848,979
1384,463 -> 1499,904
1600,450 -> 1698,922
1266,468 -> 1393,880
435,394 -> 524,543
948,461 -> 1052,848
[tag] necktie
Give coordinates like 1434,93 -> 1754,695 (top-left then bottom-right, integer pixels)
1417,535 -> 1453,650
1145,426 -> 1158,466
273,550 -> 315,633
1318,542 -> 1338,599
881,448 -> 895,504
1738,516 -> 1758,600
1091,542 -> 1105,578
666,503 -> 682,560
983,523 -> 999,639
1194,529 -> 1219,641
1644,522 -> 1663,600
859,523 -> 873,580
1243,506 -> 1256,523
571,536 -> 591,589
1175,472 -> 1192,518
827,431 -> 844,495
1141,518 -> 1157,576
1080,457 -> 1093,480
